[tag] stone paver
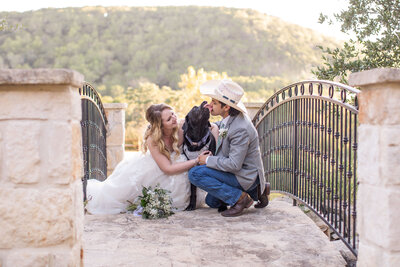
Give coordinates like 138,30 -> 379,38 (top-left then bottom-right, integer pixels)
83,197 -> 346,266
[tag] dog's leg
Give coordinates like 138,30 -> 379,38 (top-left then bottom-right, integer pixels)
185,184 -> 197,211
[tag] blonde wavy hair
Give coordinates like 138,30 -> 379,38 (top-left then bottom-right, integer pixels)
142,103 -> 180,160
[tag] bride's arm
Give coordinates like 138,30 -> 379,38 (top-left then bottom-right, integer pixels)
147,137 -> 198,175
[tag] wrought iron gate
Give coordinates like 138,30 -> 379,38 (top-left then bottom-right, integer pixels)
79,82 -> 108,200
253,80 -> 360,256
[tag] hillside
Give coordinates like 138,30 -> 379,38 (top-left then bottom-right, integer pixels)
0,6 -> 339,90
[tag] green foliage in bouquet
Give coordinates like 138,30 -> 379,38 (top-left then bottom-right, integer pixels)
126,200 -> 138,212
128,184 -> 174,219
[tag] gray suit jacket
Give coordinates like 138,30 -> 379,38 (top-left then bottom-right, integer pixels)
206,113 -> 266,192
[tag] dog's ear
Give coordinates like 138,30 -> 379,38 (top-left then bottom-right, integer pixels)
182,115 -> 189,132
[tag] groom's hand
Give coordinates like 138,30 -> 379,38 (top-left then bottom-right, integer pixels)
198,151 -> 212,165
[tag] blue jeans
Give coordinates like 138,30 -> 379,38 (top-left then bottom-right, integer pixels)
188,165 -> 259,208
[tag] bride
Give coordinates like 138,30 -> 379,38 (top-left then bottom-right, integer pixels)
85,103 -> 217,214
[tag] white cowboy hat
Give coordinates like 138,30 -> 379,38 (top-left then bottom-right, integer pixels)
200,79 -> 247,114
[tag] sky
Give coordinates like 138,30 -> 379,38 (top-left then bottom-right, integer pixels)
1,0 -> 350,40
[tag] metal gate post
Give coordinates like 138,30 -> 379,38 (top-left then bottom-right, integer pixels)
292,99 -> 299,206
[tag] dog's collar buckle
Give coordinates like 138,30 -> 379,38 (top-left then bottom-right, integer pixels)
185,131 -> 210,148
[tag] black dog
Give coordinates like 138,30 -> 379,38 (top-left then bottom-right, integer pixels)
182,101 -> 216,210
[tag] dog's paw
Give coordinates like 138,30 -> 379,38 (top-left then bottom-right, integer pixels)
218,205 -> 228,212
185,203 -> 196,211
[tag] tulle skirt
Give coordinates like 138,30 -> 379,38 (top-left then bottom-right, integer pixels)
86,151 -> 205,215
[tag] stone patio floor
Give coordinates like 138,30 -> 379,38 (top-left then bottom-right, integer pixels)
83,195 -> 347,266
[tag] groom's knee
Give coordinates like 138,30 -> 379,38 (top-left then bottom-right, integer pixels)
188,165 -> 205,185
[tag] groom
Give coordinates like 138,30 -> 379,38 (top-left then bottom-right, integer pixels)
188,79 -> 270,217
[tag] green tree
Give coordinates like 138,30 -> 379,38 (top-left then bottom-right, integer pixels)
0,6 -> 338,88
123,82 -> 179,149
176,66 -> 228,118
231,75 -> 290,102
0,18 -> 6,31
100,67 -> 288,150
313,0 -> 400,83
0,17 -> 20,32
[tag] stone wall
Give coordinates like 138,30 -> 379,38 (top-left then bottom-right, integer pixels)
104,103 -> 127,176
349,68 -> 400,266
0,69 -> 84,267
244,102 -> 264,120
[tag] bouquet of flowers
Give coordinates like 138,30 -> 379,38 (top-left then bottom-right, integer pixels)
127,184 -> 174,219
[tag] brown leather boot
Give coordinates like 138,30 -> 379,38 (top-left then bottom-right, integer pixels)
221,192 -> 253,217
254,182 -> 270,208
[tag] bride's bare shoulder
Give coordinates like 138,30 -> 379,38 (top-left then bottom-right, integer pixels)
146,136 -> 158,149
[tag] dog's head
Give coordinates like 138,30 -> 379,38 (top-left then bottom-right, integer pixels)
183,101 -> 211,142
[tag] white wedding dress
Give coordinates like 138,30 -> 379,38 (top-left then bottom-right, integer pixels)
85,150 -> 205,215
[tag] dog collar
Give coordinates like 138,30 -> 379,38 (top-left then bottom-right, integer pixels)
185,131 -> 210,148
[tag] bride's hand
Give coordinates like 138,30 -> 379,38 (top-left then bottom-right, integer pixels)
210,122 -> 218,130
192,157 -> 199,167
210,123 -> 219,142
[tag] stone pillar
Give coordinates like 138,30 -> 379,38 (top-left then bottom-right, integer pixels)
0,69 -> 84,267
103,103 -> 127,176
349,68 -> 400,266
244,102 -> 264,120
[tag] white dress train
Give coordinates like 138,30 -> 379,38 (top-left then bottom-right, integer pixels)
85,150 -> 205,215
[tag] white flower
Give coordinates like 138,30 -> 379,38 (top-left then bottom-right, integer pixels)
150,209 -> 158,216
219,128 -> 228,138
131,184 -> 174,219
